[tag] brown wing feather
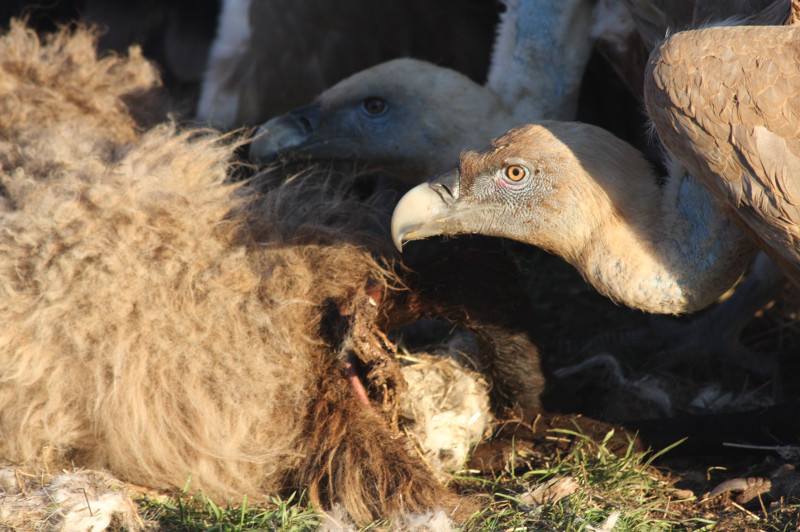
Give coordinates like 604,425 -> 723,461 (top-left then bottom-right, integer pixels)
646,25 -> 800,287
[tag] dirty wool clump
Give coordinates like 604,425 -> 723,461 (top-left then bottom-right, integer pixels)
0,20 -> 475,526
400,334 -> 491,477
0,467 -> 145,531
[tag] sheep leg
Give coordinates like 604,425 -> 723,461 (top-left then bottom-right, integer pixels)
327,280 -> 408,419
342,356 -> 371,409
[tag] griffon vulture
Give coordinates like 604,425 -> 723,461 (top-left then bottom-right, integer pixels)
248,0 -> 595,184
392,23 -> 800,316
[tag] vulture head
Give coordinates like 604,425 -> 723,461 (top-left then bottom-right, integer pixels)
392,121 -> 755,314
249,58 -> 512,184
391,122 -> 640,261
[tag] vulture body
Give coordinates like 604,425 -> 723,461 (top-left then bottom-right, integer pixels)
646,24 -> 800,289
393,22 -> 800,314
248,0 -> 595,184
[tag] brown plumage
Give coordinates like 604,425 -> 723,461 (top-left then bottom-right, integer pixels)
646,24 -> 800,288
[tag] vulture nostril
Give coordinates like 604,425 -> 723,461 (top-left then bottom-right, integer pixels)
431,182 -> 453,202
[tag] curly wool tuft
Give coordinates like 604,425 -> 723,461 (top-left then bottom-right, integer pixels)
0,20 -> 466,525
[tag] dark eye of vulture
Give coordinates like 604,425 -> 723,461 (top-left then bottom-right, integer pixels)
362,97 -> 388,116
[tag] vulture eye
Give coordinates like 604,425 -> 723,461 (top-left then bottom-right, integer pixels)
362,97 -> 387,116
504,164 -> 527,182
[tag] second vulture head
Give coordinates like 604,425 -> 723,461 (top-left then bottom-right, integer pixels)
248,58 -> 513,184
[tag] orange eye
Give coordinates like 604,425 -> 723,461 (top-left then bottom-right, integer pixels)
504,165 -> 526,181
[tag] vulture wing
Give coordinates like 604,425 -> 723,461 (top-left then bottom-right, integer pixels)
646,24 -> 800,287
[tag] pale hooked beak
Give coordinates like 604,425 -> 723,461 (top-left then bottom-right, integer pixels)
390,167 -> 463,251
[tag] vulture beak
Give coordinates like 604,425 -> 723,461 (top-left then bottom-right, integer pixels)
391,167 -> 464,251
248,104 -> 321,162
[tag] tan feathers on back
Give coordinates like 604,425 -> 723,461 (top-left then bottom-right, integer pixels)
647,24 -> 800,287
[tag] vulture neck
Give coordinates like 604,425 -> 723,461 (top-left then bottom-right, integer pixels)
487,0 -> 594,121
545,147 -> 757,314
